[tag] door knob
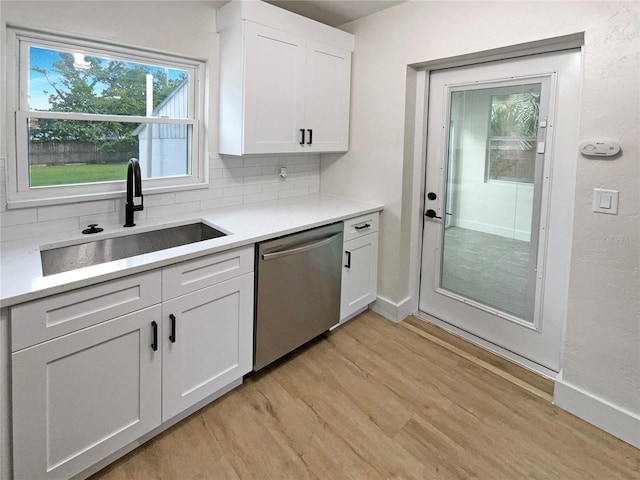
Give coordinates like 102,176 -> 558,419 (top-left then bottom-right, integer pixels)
425,209 -> 442,219
427,192 -> 437,200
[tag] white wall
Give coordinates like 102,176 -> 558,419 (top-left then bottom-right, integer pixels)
321,0 -> 639,445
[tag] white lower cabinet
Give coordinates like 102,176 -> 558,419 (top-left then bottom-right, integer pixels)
162,274 -> 254,421
12,306 -> 162,480
340,214 -> 379,322
10,246 -> 254,479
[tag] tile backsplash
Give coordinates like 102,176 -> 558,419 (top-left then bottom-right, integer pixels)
0,154 -> 320,242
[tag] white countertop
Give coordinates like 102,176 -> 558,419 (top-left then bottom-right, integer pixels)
0,194 -> 382,308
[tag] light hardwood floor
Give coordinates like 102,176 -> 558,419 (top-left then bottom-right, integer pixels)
91,311 -> 639,480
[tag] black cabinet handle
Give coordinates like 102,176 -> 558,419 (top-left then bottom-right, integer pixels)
307,129 -> 313,145
345,251 -> 351,269
169,314 -> 176,343
151,321 -> 158,351
300,129 -> 305,145
354,223 -> 371,231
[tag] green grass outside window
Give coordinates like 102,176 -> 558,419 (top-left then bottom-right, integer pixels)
29,163 -> 129,187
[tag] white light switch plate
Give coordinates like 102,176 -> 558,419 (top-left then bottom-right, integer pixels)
592,188 -> 619,215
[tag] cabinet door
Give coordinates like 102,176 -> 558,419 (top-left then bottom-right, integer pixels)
161,273 -> 254,421
341,233 -> 379,321
243,22 -> 306,154
305,41 -> 351,152
12,306 -> 162,480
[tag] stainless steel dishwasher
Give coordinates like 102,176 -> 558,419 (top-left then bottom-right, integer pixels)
254,222 -> 343,371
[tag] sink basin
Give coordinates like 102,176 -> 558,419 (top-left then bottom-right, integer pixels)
41,223 -> 226,276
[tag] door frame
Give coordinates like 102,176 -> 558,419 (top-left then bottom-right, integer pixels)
403,35 -> 583,378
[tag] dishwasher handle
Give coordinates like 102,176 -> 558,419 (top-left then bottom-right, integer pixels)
262,232 -> 342,261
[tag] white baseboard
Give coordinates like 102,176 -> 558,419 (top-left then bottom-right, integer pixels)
398,296 -> 417,322
372,295 -> 414,323
554,372 -> 640,448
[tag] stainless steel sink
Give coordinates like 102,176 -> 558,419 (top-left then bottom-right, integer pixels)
41,222 -> 226,276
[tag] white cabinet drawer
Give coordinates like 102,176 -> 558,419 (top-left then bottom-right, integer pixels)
162,246 -> 254,300
11,271 -> 161,352
343,212 -> 379,242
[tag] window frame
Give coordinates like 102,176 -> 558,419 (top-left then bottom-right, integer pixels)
6,28 -> 207,208
484,89 -> 540,185
485,136 -> 537,184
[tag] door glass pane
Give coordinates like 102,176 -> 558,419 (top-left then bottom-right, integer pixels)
441,83 -> 541,321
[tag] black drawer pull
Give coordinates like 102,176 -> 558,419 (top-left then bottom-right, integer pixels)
151,321 -> 158,352
299,129 -> 305,145
307,129 -> 313,145
354,223 -> 371,231
169,314 -> 176,343
345,251 -> 351,269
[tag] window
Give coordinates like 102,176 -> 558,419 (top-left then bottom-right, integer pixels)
7,29 -> 205,206
485,87 -> 540,184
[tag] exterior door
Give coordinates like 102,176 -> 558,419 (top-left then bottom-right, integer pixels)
419,50 -> 581,371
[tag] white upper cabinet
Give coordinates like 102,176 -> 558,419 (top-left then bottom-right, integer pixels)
243,23 -> 307,154
217,0 -> 353,155
305,41 -> 351,152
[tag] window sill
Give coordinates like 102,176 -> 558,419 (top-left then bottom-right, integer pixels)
6,181 -> 210,210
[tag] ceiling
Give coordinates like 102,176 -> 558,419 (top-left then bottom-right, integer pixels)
218,1 -> 408,27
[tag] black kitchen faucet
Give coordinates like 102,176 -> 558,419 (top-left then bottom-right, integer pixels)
124,157 -> 144,227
